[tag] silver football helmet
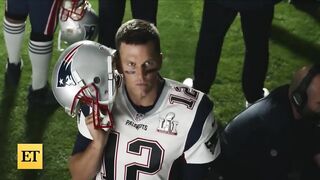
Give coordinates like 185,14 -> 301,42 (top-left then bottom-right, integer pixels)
52,40 -> 117,130
58,0 -> 99,51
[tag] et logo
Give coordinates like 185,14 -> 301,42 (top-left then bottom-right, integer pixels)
17,144 -> 43,169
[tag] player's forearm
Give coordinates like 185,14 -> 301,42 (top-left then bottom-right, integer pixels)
69,141 -> 106,180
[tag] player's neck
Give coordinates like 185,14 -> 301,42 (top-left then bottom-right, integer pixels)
131,92 -> 157,107
126,78 -> 164,107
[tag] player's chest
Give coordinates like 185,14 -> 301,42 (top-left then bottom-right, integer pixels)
111,112 -> 189,157
101,129 -> 185,180
112,101 -> 194,137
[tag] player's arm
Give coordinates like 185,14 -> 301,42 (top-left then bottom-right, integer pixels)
69,114 -> 110,180
183,95 -> 221,180
183,162 -> 213,180
181,117 -> 220,180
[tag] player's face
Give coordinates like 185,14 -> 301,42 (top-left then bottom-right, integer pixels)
304,75 -> 320,125
118,41 -> 162,100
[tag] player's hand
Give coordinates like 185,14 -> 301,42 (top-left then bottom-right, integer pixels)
85,113 -> 109,146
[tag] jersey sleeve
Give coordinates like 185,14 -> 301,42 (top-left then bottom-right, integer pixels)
183,95 -> 221,164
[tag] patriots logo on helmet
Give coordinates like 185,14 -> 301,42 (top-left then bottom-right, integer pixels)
84,25 -> 97,40
57,44 -> 82,87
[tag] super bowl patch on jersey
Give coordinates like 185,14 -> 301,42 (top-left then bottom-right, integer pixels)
157,112 -> 179,135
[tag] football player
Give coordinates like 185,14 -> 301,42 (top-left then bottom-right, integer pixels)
64,19 -> 221,179
3,0 -> 62,106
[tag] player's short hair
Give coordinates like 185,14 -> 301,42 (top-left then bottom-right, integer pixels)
115,19 -> 161,54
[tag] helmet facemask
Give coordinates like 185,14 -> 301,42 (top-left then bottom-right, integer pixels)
71,83 -> 114,129
60,0 -> 87,21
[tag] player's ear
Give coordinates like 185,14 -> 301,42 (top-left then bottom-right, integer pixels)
114,50 -> 123,74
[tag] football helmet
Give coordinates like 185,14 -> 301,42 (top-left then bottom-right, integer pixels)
58,0 -> 99,51
52,40 -> 117,131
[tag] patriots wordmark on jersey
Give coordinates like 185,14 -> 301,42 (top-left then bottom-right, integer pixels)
77,78 -> 221,180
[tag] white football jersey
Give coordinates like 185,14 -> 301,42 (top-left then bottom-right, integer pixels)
79,78 -> 220,180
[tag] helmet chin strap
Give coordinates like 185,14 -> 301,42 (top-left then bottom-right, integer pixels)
107,55 -> 114,101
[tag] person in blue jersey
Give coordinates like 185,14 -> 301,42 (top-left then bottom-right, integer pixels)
215,64 -> 320,180
3,0 -> 62,107
67,19 -> 221,180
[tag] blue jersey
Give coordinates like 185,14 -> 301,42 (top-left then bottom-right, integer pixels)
5,0 -> 61,35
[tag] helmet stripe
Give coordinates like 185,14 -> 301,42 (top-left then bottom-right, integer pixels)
65,43 -> 82,62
